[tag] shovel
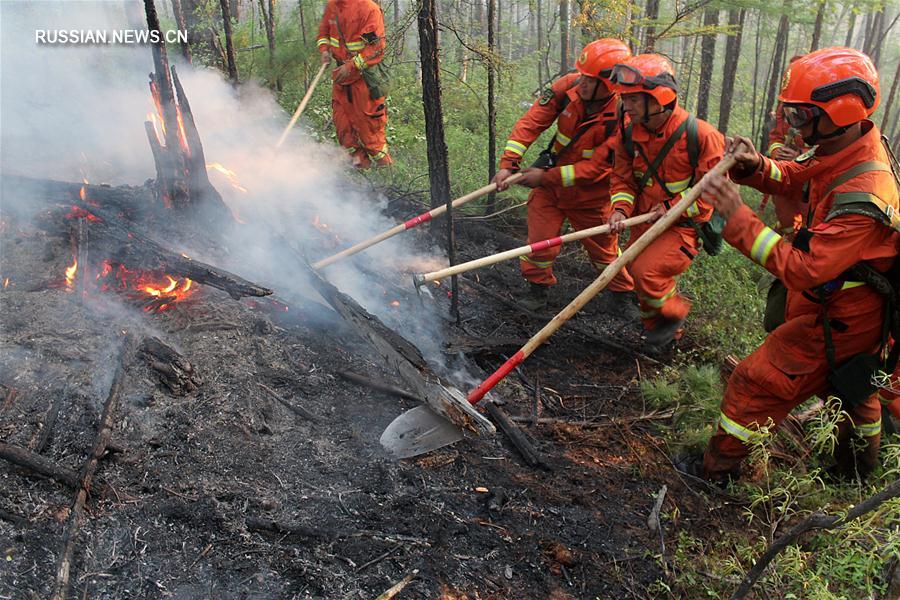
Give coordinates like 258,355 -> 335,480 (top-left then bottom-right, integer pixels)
381,149 -> 740,458
312,173 -> 523,269
412,211 -> 659,288
275,62 -> 328,150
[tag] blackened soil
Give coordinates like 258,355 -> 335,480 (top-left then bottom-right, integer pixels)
0,185 -> 735,600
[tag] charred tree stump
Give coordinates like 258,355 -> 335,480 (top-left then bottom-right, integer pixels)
50,334 -> 135,600
141,337 -> 202,395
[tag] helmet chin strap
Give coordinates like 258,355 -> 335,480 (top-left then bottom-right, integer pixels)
803,114 -> 850,145
641,94 -> 669,124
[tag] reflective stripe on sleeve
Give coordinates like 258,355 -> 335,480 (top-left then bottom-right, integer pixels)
840,281 -> 866,290
519,255 -> 554,268
346,40 -> 366,51
556,131 -> 572,146
750,226 -> 782,266
505,140 -> 528,156
317,38 -> 329,47
368,144 -> 389,161
767,142 -> 785,156
642,286 -> 677,308
611,192 -> 635,206
718,413 -> 762,443
329,37 -> 341,47
560,165 -> 576,187
768,161 -> 783,182
352,54 -> 367,70
666,177 -> 691,195
582,149 -> 594,158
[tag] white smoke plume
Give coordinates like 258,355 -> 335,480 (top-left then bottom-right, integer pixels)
0,1 -> 463,377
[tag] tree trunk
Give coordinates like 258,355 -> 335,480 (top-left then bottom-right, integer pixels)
760,5 -> 791,150
810,0 -> 826,50
751,10 -> 761,141
220,0 -> 239,84
643,0 -> 660,52
717,9 -> 746,134
881,60 -> 900,133
536,0 -> 544,86
258,0 -> 280,91
486,0 -> 498,214
230,0 -> 241,21
844,9 -> 857,46
695,8 -> 720,121
682,23 -> 700,112
559,0 -> 569,73
298,0 -> 307,45
169,0 -> 193,63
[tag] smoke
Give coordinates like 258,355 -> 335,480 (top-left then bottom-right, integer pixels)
0,1 -> 466,383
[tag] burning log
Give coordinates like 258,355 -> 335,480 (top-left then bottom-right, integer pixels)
141,336 -> 202,395
286,243 -> 494,437
50,334 -> 134,600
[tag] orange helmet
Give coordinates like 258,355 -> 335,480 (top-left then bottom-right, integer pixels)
575,39 -> 631,80
610,54 -> 678,106
778,47 -> 879,127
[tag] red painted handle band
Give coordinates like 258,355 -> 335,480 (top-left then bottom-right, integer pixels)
530,236 -> 563,253
403,211 -> 434,229
467,350 -> 525,405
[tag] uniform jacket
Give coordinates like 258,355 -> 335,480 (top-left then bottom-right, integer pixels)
500,73 -> 620,205
729,121 -> 899,325
317,0 -> 385,79
610,105 -> 724,224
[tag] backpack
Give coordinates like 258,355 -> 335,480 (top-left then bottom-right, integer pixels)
622,115 -> 726,255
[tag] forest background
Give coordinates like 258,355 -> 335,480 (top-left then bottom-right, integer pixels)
145,0 -> 899,596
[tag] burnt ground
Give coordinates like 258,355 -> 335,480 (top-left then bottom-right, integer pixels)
0,180 -> 742,599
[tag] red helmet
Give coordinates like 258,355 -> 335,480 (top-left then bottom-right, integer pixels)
575,39 -> 631,80
778,47 -> 879,127
610,54 -> 678,106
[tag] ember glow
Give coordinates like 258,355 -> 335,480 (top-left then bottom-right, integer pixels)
95,260 -> 196,311
793,213 -> 803,232
206,163 -> 248,193
65,206 -> 101,221
4,278 -> 10,289
390,300 -> 401,307
175,106 -> 191,155
147,112 -> 164,145
311,215 -> 342,247
64,257 -> 78,290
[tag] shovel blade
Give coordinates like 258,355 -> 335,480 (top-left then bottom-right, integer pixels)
380,405 -> 464,459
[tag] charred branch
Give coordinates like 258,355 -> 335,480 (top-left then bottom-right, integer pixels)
257,382 -> 320,423
34,385 -> 67,454
484,402 -> 551,470
141,336 -> 202,395
336,370 -> 421,402
0,440 -> 81,489
50,334 -> 135,600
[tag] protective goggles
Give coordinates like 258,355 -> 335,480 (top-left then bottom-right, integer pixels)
782,104 -> 823,128
811,76 -> 877,108
610,64 -> 678,92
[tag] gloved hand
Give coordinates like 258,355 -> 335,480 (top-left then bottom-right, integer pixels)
320,49 -> 331,65
334,62 -> 357,85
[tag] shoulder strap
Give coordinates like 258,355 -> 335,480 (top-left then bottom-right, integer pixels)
685,115 -> 699,175
824,161 -> 892,196
826,191 -> 900,232
634,119 -> 690,195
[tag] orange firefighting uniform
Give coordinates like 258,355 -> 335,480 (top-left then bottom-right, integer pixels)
500,73 -> 632,290
609,105 -> 725,332
704,121 -> 899,478
317,0 -> 390,167
765,102 -> 810,233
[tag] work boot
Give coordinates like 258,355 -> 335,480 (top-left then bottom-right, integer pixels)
645,317 -> 686,350
674,451 -> 738,487
606,290 -> 640,321
521,282 -> 550,312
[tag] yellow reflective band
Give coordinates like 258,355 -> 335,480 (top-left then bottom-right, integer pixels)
682,191 -> 701,218
767,142 -> 785,155
633,171 -> 653,187
329,37 -> 341,47
611,192 -> 635,206
352,54 -> 368,70
505,140 -> 528,156
346,40 -> 366,51
855,419 -> 882,437
718,413 -> 762,443
582,149 -> 594,158
316,38 -> 329,47
556,131 -> 572,146
639,308 -> 658,319
666,177 -> 691,194
642,286 -> 677,308
560,165 -> 576,187
841,281 -> 866,290
768,161 -> 783,182
368,145 -> 389,161
878,392 -> 896,406
347,146 -> 357,154
750,226 -> 782,266
519,255 -> 554,268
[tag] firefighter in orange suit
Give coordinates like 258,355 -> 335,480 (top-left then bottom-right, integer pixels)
607,54 -> 725,349
681,48 -> 899,481
318,0 -> 390,168
492,39 -> 636,313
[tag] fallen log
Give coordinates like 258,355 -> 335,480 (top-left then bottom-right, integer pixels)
245,517 -> 429,546
33,384 -> 67,454
141,336 -> 202,395
50,334 -> 134,600
337,370 -> 421,402
284,242 -> 494,437
483,402 -> 551,470
0,440 -> 80,489
257,382 -> 320,423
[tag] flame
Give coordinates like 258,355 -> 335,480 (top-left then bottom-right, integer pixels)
3,278 -> 10,289
206,163 -> 248,193
390,300 -> 401,307
92,260 -> 197,311
175,106 -> 191,155
65,206 -> 101,222
64,257 -> 78,291
793,213 -> 802,232
147,112 -> 164,145
311,215 -> 342,248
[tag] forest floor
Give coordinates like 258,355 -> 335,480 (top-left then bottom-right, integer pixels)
0,179 -> 748,599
